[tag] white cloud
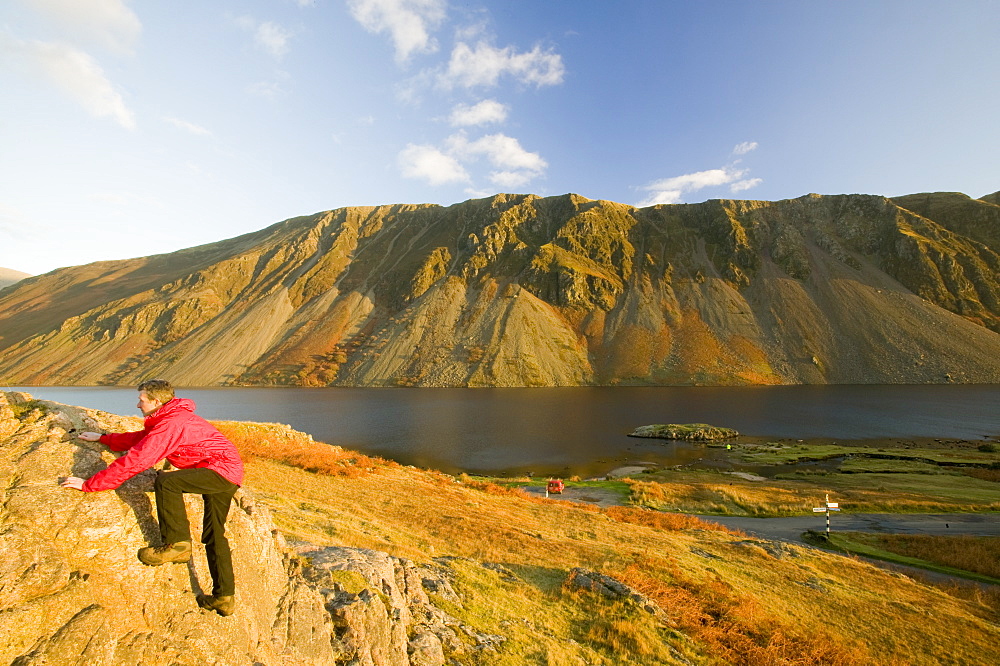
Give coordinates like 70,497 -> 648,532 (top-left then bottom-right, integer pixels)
661,169 -> 738,191
454,17 -> 490,42
730,177 -> 763,193
447,133 -> 546,173
449,99 -> 508,126
256,21 -> 293,58
441,40 -> 564,89
237,16 -> 293,58
490,170 -> 533,189
636,167 -> 759,206
398,144 -> 470,185
393,69 -> 434,105
0,35 -> 135,129
163,116 -> 211,136
637,142 -> 763,206
445,132 -> 546,189
348,0 -> 446,63
20,0 -> 141,53
399,132 -> 546,189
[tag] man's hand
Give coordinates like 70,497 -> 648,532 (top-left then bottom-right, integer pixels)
60,476 -> 86,491
77,431 -> 102,442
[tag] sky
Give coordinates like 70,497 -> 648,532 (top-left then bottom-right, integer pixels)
1,0 -> 998,276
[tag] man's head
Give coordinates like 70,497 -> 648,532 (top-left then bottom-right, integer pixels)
137,379 -> 174,416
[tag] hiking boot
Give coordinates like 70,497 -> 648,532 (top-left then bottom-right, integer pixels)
138,541 -> 192,566
197,594 -> 235,616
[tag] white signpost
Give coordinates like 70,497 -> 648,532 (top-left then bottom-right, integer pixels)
813,493 -> 841,535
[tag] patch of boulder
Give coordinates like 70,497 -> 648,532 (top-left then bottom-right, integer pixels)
0,393 -> 502,665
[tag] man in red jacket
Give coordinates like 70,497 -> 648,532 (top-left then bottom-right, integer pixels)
61,379 -> 244,617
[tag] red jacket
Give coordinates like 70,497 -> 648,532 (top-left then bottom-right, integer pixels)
82,398 -> 244,492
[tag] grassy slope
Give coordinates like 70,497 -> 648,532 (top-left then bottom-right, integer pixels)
804,532 -> 1000,587
628,467 -> 1000,515
625,439 -> 1000,516
219,422 -> 1000,665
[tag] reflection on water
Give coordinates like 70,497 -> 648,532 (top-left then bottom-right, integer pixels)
11,385 -> 1000,477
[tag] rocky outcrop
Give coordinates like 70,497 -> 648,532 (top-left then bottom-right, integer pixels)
0,392 -> 477,665
629,424 -> 739,441
2,192 -> 1000,387
300,547 -> 504,665
564,568 -> 693,665
566,567 -> 668,624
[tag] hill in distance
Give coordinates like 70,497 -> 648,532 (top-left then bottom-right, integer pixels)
0,267 -> 31,291
1,190 -> 999,387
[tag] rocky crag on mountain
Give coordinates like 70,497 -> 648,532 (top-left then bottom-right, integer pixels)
0,392 -> 500,665
1,191 -> 999,386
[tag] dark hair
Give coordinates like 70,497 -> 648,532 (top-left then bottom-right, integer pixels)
138,379 -> 174,404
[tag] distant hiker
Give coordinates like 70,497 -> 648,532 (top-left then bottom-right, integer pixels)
60,379 -> 244,617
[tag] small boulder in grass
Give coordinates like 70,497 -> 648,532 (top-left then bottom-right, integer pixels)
629,423 -> 739,441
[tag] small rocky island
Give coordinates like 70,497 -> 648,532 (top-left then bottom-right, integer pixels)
629,423 -> 739,441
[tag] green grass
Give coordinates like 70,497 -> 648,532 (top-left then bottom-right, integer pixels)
819,471 -> 1000,508
8,399 -> 48,420
622,438 -> 1000,516
836,458 -> 954,474
632,465 -> 1000,516
803,531 -> 1000,586
509,477 -> 633,491
736,441 -> 999,467
736,443 -> 858,464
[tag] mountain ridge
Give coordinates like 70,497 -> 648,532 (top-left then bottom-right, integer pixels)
1,191 -> 999,387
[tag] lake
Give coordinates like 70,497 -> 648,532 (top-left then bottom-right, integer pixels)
13,385 -> 1000,476
10,384 -> 1000,477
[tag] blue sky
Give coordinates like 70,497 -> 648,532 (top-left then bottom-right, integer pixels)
1,0 -> 998,276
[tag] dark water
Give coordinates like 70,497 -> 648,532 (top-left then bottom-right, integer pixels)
10,385 -> 1000,477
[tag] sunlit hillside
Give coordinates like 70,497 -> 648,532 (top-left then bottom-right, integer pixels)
218,420 -> 1000,665
3,392 -> 997,665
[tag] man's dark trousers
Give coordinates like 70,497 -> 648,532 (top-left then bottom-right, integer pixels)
154,468 -> 238,596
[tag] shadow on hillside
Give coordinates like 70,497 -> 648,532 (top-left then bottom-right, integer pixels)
502,562 -> 573,594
